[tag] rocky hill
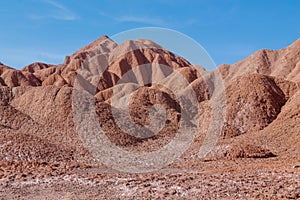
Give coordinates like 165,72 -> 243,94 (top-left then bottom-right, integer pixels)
0,36 -> 299,199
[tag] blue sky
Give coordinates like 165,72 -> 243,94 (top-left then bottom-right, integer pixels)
0,0 -> 299,70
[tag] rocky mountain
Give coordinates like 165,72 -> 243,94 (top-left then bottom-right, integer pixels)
0,36 -> 299,198
0,36 -> 299,157
219,38 -> 300,83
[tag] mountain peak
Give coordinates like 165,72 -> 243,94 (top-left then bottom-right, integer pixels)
288,37 -> 300,49
22,62 -> 54,73
72,35 -> 115,56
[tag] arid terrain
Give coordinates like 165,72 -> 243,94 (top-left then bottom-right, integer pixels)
0,36 -> 299,199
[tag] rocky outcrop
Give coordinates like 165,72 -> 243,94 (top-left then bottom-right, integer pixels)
222,73 -> 297,138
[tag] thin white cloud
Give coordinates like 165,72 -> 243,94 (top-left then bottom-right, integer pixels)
30,0 -> 78,21
99,11 -> 166,26
45,0 -> 66,11
117,16 -> 166,26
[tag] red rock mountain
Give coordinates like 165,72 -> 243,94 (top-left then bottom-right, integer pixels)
0,36 -> 299,198
0,36 -> 300,199
219,38 -> 300,83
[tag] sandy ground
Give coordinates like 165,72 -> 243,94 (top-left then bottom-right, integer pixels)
0,158 -> 299,199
